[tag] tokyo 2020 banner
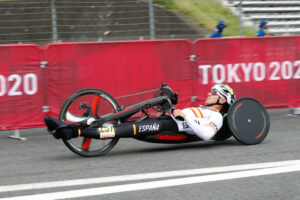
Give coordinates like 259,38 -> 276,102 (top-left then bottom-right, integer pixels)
0,37 -> 299,130
194,36 -> 300,109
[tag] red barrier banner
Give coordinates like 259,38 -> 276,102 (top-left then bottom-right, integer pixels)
0,44 -> 44,130
44,40 -> 194,117
1,37 -> 300,131
193,36 -> 300,108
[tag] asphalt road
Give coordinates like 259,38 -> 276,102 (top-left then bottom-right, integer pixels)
0,109 -> 299,200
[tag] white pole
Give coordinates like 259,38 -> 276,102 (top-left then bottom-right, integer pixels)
8,130 -> 27,140
51,0 -> 58,42
148,0 -> 156,39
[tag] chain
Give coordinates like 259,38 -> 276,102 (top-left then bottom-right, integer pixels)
89,88 -> 162,110
114,88 -> 159,100
113,88 -> 162,109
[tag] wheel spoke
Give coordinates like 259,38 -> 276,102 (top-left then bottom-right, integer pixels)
81,137 -> 92,150
92,96 -> 103,117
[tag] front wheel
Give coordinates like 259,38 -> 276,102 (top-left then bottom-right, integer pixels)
59,88 -> 120,157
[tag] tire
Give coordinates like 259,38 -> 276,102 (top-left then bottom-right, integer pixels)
59,88 -> 120,157
227,97 -> 270,145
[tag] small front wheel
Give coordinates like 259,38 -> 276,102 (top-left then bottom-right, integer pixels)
59,88 -> 120,157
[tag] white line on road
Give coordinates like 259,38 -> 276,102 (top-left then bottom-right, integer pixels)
0,159 -> 299,193
1,162 -> 300,200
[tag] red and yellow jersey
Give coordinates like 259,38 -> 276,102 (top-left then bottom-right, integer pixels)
172,105 -> 223,141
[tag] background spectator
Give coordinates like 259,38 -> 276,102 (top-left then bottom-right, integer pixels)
210,20 -> 226,38
256,20 -> 268,37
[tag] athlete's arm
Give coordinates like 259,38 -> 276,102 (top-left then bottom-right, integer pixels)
173,109 -> 223,141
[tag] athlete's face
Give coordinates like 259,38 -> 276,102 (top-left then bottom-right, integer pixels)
205,92 -> 220,105
205,89 -> 226,106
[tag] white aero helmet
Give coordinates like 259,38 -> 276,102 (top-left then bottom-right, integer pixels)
211,84 -> 236,105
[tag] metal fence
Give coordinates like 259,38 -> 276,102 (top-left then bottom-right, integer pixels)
0,0 -> 223,45
0,0 -> 299,45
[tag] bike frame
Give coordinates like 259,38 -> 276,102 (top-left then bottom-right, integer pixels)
90,84 -> 178,127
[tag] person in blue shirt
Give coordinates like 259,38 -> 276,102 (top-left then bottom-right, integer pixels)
256,20 -> 267,37
210,20 -> 226,38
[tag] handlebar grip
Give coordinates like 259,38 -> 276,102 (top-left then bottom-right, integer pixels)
175,116 -> 184,121
171,107 -> 184,121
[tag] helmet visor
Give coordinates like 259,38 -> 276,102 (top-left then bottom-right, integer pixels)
211,88 -> 225,98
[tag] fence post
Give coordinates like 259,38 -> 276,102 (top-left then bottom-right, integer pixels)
238,0 -> 243,36
51,0 -> 58,42
9,130 -> 27,141
148,0 -> 156,39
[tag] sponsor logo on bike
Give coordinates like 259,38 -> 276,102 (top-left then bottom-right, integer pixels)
155,134 -> 188,140
98,127 -> 115,138
139,123 -> 160,132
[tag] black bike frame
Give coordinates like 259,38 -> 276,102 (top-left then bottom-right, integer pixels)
90,84 -> 177,127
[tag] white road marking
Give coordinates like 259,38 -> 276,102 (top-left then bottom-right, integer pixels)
0,159 -> 299,193
0,160 -> 300,200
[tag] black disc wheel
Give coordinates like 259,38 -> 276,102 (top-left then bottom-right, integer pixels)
59,88 -> 120,157
227,97 -> 270,145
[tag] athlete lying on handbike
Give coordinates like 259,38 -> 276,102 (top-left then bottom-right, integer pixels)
45,84 -> 236,141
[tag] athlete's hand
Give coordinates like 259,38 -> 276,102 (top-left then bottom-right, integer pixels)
172,109 -> 186,120
156,112 -> 163,117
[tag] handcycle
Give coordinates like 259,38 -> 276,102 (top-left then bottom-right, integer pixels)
57,83 -> 270,157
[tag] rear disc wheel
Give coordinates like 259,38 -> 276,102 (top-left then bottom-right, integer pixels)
227,97 -> 270,145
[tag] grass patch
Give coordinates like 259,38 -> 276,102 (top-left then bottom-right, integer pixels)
154,0 -> 256,37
